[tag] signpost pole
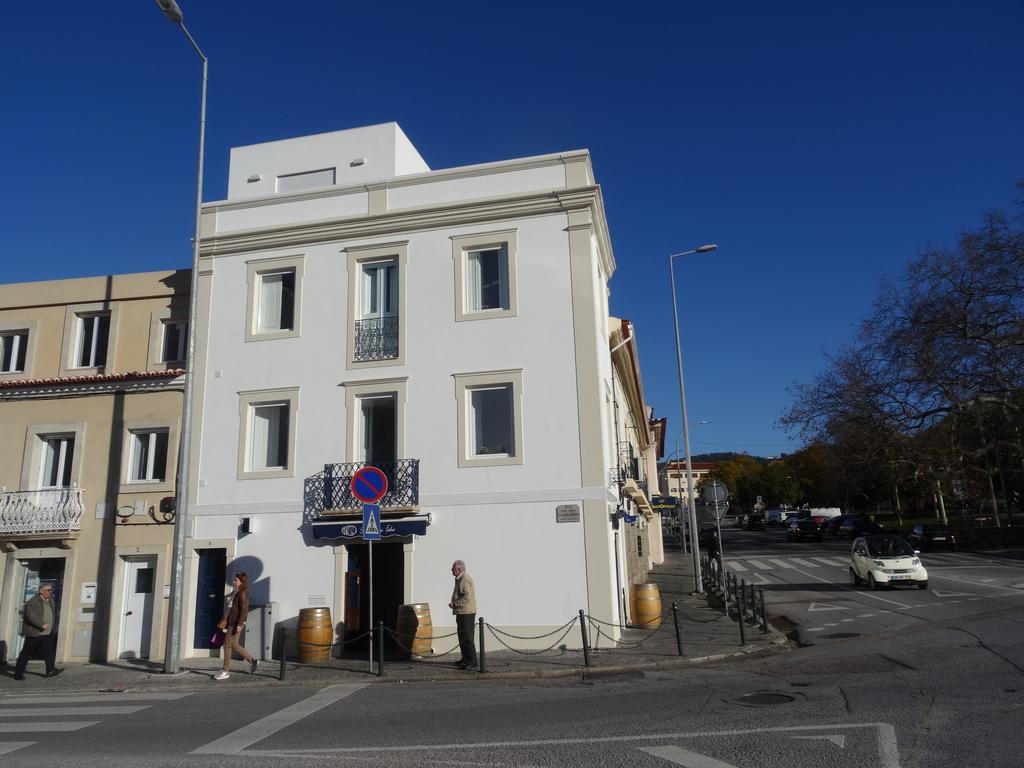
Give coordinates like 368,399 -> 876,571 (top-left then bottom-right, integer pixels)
352,467 -> 387,677
368,537 -> 373,674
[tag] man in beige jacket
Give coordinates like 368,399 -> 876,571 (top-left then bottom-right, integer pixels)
449,560 -> 477,669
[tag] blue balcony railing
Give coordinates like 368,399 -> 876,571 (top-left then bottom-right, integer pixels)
304,459 -> 420,518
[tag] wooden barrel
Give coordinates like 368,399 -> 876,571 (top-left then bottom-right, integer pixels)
630,583 -> 662,629
395,603 -> 433,658
297,607 -> 333,662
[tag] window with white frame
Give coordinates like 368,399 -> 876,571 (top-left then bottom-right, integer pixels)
354,260 -> 399,361
453,369 -> 523,467
0,331 -> 28,373
161,321 -> 187,364
345,242 -> 408,368
75,313 -> 110,368
469,385 -> 514,456
466,246 -> 509,312
128,430 -> 169,482
237,388 -> 299,479
257,271 -> 295,333
452,230 -> 518,322
245,256 -> 304,342
40,435 -> 75,488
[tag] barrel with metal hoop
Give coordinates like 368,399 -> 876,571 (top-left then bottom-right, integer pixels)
395,603 -> 433,658
630,583 -> 662,629
297,607 -> 333,662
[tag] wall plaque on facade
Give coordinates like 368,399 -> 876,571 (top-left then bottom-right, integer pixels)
556,504 -> 581,523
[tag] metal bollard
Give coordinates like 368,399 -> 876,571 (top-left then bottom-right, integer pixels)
579,609 -> 591,668
377,621 -> 384,677
759,587 -> 768,633
478,617 -> 486,674
738,584 -> 747,646
672,601 -> 684,657
278,626 -> 287,681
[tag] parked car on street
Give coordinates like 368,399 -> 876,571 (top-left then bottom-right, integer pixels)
907,523 -> 957,551
849,535 -> 928,590
743,514 -> 766,531
825,515 -> 855,536
838,516 -> 882,539
786,518 -> 823,542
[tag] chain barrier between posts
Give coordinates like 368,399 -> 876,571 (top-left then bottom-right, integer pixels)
485,621 -> 578,655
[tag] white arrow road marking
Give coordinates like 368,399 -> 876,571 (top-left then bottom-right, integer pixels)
192,683 -> 366,755
242,722 -> 903,768
808,602 -> 848,612
0,743 -> 34,755
792,734 -> 846,748
931,590 -> 975,598
641,745 -> 740,767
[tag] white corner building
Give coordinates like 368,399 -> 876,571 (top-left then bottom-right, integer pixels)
183,123 -> 652,656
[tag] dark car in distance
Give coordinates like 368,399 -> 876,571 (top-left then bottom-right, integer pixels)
743,514 -> 766,531
786,518 -> 823,542
907,523 -> 957,551
838,516 -> 882,539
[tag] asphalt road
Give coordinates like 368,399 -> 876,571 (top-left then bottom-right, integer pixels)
2,529 -> 1022,767
2,604 -> 1022,768
717,524 -> 1024,645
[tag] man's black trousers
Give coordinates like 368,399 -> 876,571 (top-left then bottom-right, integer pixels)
456,613 -> 478,665
15,634 -> 56,676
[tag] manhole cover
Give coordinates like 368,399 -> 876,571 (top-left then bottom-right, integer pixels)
735,693 -> 795,706
821,632 -> 861,639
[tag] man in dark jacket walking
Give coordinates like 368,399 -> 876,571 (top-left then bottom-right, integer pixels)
14,583 -> 61,680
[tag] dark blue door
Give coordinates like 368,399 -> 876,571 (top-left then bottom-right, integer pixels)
193,549 -> 226,648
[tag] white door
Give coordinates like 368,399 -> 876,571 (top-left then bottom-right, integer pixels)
119,558 -> 155,659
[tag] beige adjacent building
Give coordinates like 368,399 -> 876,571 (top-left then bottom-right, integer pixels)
0,270 -> 188,664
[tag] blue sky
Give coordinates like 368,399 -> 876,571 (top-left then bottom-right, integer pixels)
3,2 -> 1021,457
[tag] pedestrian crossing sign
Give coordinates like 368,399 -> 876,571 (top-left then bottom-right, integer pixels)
362,503 -> 381,541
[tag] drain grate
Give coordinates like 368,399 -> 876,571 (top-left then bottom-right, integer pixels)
735,692 -> 795,706
821,632 -> 861,639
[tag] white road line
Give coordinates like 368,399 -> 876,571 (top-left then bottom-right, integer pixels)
641,744 -> 740,767
0,723 -> 98,733
767,559 -> 796,569
729,562 -> 748,572
0,706 -> 149,717
778,565 -> 914,610
790,558 -> 819,568
858,614 -> 876,618
0,693 -> 190,706
242,721 -> 902,768
745,560 -> 770,570
0,743 -> 34,756
191,683 -> 366,755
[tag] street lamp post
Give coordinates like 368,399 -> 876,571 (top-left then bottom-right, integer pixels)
155,0 -> 207,674
669,243 -> 717,594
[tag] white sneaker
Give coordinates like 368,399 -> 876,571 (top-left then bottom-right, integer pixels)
213,671 -> 229,681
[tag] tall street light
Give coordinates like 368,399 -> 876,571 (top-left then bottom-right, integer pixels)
669,243 -> 718,594
155,0 -> 207,674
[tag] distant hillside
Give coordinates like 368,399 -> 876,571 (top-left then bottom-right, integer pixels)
691,452 -> 768,464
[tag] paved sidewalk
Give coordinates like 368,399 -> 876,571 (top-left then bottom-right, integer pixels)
0,544 -> 788,694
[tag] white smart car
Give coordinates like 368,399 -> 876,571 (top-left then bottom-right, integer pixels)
850,535 -> 928,590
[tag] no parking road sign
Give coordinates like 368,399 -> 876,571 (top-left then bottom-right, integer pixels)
351,466 -> 388,504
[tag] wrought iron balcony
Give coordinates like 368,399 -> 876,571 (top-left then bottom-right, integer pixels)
0,488 -> 85,537
353,316 -> 399,362
304,459 -> 419,518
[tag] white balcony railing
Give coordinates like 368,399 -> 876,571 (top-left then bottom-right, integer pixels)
0,488 -> 85,536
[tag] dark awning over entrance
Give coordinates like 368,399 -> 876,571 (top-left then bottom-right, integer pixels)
311,514 -> 430,541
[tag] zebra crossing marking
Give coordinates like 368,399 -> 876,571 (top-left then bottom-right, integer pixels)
730,562 -> 748,572
812,557 -> 849,567
0,706 -> 150,717
767,559 -> 797,569
789,558 -> 820,568
745,560 -> 771,570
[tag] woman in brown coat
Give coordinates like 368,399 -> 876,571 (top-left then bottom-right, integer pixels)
214,572 -> 258,680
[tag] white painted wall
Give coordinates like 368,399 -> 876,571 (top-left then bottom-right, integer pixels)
192,127 -> 616,652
